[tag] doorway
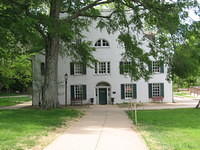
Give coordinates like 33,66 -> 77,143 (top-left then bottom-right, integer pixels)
99,88 -> 107,105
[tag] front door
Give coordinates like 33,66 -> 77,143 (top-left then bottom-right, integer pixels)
99,88 -> 107,105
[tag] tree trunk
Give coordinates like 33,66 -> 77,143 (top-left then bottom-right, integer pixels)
42,0 -> 61,109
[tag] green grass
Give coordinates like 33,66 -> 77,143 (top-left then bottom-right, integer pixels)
0,108 -> 82,150
0,97 -> 31,106
174,92 -> 194,98
128,109 -> 200,150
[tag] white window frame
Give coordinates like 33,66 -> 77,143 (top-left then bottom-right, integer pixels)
74,63 -> 83,75
152,61 -> 160,73
74,85 -> 84,100
124,84 -> 133,99
95,62 -> 110,75
152,83 -> 160,97
94,39 -> 109,47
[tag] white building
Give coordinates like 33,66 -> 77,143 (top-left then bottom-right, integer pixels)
32,18 -> 173,106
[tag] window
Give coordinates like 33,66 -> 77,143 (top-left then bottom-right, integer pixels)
125,84 -> 134,98
95,39 -> 109,47
71,85 -> 86,100
152,61 -> 160,73
121,84 -> 137,99
148,83 -> 164,98
41,63 -> 45,75
74,64 -> 83,75
70,62 -> 86,75
120,61 -> 131,74
74,85 -> 83,99
150,61 -> 164,73
152,83 -> 160,97
95,62 -> 110,74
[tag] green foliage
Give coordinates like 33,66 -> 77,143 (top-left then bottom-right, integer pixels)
1,0 -> 197,81
128,109 -> 200,150
0,108 -> 81,150
0,54 -> 32,91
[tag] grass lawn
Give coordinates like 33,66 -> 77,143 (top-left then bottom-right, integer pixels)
174,92 -> 195,98
0,108 -> 82,150
128,109 -> 200,150
0,97 -> 31,106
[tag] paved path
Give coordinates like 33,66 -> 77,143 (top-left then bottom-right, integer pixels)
135,97 -> 199,110
0,101 -> 32,110
44,105 -> 148,150
0,95 -> 31,98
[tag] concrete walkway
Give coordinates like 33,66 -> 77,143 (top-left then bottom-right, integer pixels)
0,101 -> 32,110
135,96 -> 199,110
44,105 -> 148,150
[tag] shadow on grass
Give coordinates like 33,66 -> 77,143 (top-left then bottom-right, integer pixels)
0,108 -> 82,150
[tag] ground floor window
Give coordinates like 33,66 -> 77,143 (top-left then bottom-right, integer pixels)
149,83 -> 164,98
121,84 -> 137,99
71,85 -> 87,100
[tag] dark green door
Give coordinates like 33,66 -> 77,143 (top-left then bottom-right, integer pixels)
99,88 -> 107,105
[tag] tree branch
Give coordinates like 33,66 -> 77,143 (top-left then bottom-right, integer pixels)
67,0 -> 114,20
79,10 -> 116,19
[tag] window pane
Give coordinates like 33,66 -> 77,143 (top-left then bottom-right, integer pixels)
74,64 -> 83,75
124,84 -> 133,98
95,62 -> 110,74
74,85 -> 84,99
95,39 -> 109,47
152,61 -> 160,73
152,83 -> 160,97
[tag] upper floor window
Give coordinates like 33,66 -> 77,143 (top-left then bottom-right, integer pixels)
149,61 -> 164,73
95,62 -> 110,74
119,61 -> 131,74
70,62 -> 86,75
41,62 -> 45,75
152,61 -> 160,73
94,39 -> 109,47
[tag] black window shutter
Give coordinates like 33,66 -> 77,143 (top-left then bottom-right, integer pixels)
121,84 -> 125,99
160,83 -> 164,97
83,85 -> 87,100
133,84 -> 137,99
95,63 -> 97,74
70,62 -> 74,75
160,63 -> 164,73
83,64 -> 86,74
148,83 -> 152,98
119,62 -> 124,74
148,61 -> 152,73
71,85 -> 74,100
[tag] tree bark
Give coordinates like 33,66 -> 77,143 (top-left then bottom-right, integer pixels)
42,0 -> 61,109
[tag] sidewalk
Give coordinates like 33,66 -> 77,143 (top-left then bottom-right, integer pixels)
0,101 -> 32,110
124,96 -> 199,111
44,105 -> 148,150
0,95 -> 31,99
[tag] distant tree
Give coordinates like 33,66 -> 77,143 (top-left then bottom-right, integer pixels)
0,54 -> 32,92
0,0 -> 198,109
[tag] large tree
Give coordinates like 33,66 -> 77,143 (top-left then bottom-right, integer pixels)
0,0 -> 198,109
